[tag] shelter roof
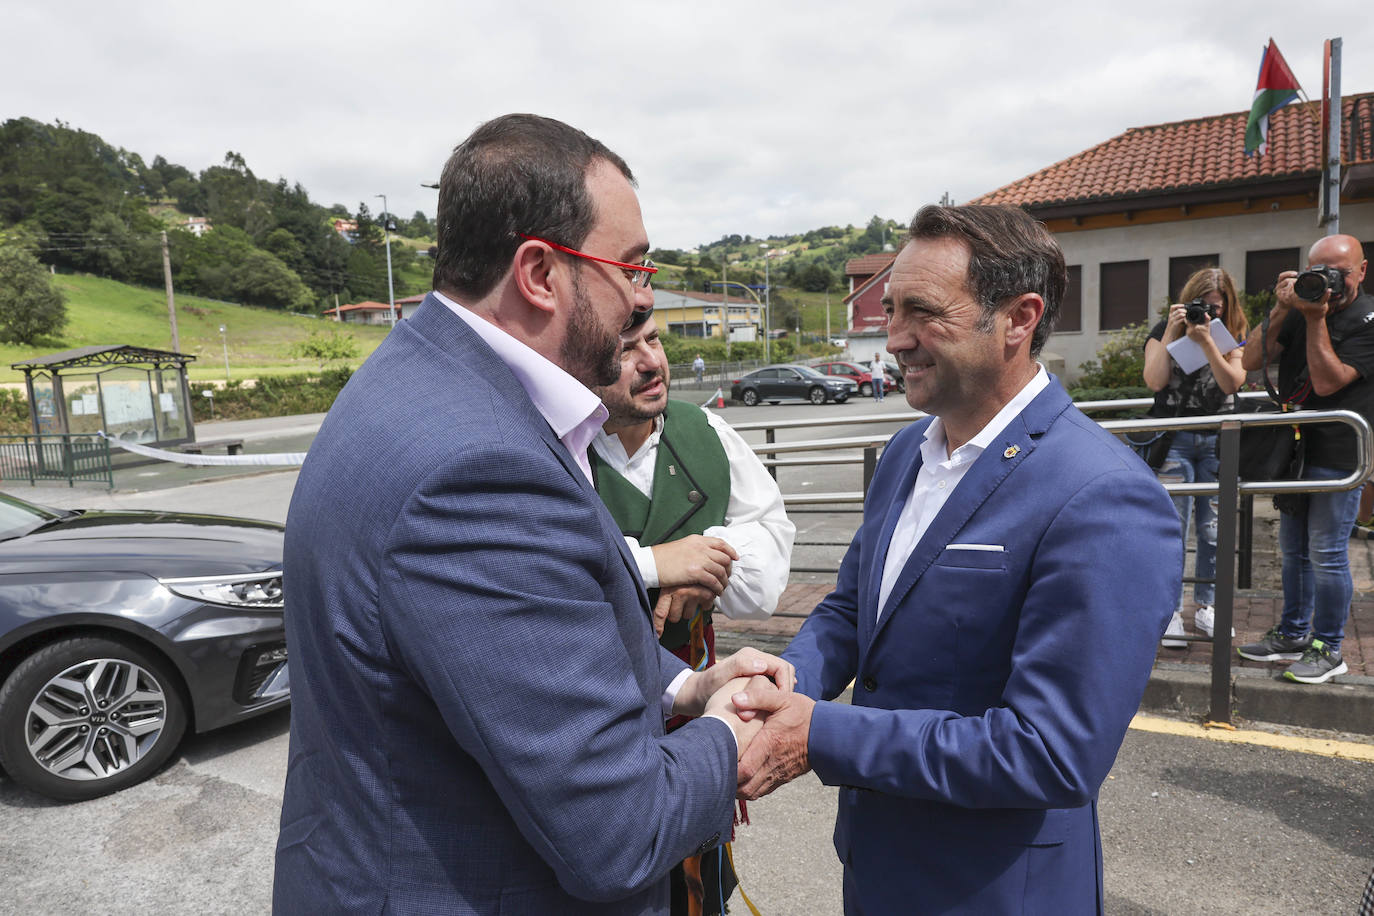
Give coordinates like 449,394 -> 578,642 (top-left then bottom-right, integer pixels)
12,345 -> 195,371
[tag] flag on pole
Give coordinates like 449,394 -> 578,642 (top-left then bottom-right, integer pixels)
1245,38 -> 1304,155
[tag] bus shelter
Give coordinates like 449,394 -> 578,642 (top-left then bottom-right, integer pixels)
12,345 -> 197,446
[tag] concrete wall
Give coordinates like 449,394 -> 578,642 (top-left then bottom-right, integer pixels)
1047,201 -> 1374,382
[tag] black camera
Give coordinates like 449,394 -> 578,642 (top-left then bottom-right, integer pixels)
1184,298 -> 1218,325
1293,264 -> 1348,303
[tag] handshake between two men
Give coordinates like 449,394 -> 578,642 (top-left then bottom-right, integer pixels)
667,645 -> 811,801
655,531 -> 811,801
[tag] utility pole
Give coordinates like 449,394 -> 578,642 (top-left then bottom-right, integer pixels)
763,252 -> 772,363
377,194 -> 396,327
825,289 -> 831,344
161,231 -> 179,351
722,261 -> 730,359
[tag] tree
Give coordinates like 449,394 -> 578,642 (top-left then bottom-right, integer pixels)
0,246 -> 67,344
290,328 -> 360,368
409,211 -> 432,238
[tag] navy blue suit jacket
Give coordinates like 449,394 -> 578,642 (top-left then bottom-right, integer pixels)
274,297 -> 736,914
783,379 -> 1180,915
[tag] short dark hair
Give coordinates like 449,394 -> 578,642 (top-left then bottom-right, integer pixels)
908,205 -> 1066,356
433,114 -> 634,300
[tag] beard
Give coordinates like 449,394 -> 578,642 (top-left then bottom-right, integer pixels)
559,268 -> 623,388
601,370 -> 668,426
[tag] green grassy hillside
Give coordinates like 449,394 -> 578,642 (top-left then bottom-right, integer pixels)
0,274 -> 394,383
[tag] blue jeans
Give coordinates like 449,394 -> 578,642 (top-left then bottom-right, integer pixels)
872,376 -> 884,400
1277,464 -> 1361,650
1156,431 -> 1218,608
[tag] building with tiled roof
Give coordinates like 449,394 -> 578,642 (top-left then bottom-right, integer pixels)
653,288 -> 763,340
322,300 -> 400,325
966,93 -> 1374,379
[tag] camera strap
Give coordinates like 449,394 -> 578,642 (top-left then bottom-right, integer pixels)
1259,314 -> 1309,408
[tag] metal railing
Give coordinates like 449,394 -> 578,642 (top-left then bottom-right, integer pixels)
0,434 -> 114,488
736,402 -> 1374,725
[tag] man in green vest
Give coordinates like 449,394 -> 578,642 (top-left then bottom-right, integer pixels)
591,308 -> 794,916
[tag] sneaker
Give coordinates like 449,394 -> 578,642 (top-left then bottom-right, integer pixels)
1193,605 -> 1234,639
1352,520 -> 1374,539
1283,639 -> 1348,684
1237,626 -> 1311,662
1162,611 -> 1187,648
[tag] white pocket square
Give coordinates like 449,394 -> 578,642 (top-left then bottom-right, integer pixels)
945,543 -> 1004,552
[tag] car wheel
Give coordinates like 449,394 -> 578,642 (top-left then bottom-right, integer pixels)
860,382 -> 872,397
808,386 -> 827,405
741,388 -> 760,407
0,635 -> 187,801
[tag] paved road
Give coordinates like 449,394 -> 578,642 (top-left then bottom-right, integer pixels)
4,402 -> 1374,913
4,706 -> 1370,915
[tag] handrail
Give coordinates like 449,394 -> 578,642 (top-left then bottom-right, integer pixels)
745,404 -> 1374,726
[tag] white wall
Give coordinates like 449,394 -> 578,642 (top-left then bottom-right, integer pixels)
1048,201 -> 1374,382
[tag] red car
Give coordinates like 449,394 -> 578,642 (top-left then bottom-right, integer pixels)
814,361 -> 876,397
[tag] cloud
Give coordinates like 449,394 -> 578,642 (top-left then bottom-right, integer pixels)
4,0 -> 1369,249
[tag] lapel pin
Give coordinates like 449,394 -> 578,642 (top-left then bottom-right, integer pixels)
1003,445 -> 1021,459
668,465 -> 676,476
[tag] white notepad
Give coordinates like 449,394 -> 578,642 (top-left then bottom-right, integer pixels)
1166,319 -> 1240,375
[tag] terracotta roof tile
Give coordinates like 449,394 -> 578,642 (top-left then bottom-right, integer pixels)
969,93 -> 1374,209
844,253 -> 897,276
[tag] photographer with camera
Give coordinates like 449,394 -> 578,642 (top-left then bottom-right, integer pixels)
1143,267 -> 1248,646
1239,235 -> 1371,684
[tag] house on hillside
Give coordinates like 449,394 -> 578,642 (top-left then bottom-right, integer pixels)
393,293 -> 426,320
323,301 -> 399,325
184,216 -> 211,237
652,289 -> 763,340
967,92 -> 1374,379
332,218 -> 359,243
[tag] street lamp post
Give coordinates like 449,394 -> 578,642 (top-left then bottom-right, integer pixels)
762,246 -> 772,364
376,194 -> 396,328
218,325 -> 230,381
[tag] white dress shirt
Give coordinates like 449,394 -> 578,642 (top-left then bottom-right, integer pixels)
876,366 -> 1051,618
591,408 -> 795,620
435,291 -> 607,485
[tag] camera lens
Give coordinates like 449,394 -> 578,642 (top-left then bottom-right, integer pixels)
1294,270 -> 1329,302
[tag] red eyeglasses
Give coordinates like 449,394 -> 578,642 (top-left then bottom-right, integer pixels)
519,234 -> 658,287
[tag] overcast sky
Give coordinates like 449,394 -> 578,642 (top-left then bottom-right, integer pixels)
6,1 -> 1372,251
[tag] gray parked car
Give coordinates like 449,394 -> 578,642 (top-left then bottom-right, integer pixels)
730,364 -> 857,406
0,492 -> 287,801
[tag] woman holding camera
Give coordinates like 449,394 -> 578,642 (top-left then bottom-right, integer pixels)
1142,267 -> 1249,645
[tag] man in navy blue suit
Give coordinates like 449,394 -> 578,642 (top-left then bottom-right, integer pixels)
273,114 -> 791,915
733,204 -> 1181,914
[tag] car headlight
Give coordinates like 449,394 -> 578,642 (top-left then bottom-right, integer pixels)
160,571 -> 284,609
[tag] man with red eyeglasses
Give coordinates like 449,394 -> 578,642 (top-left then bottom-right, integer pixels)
275,114 -> 793,915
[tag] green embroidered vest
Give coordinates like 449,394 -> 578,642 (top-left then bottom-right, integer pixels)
591,399 -> 731,650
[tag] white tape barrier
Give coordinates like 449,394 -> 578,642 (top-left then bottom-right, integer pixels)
702,388 -> 727,408
98,433 -> 306,467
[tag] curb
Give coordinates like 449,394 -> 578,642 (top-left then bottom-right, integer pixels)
1143,662 -> 1374,735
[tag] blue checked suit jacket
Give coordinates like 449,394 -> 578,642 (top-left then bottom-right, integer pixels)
273,295 -> 736,914
783,378 -> 1181,916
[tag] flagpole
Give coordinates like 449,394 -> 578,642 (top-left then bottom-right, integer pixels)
1320,37 -> 1342,233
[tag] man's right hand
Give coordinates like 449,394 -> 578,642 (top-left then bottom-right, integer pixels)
651,535 -> 737,593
